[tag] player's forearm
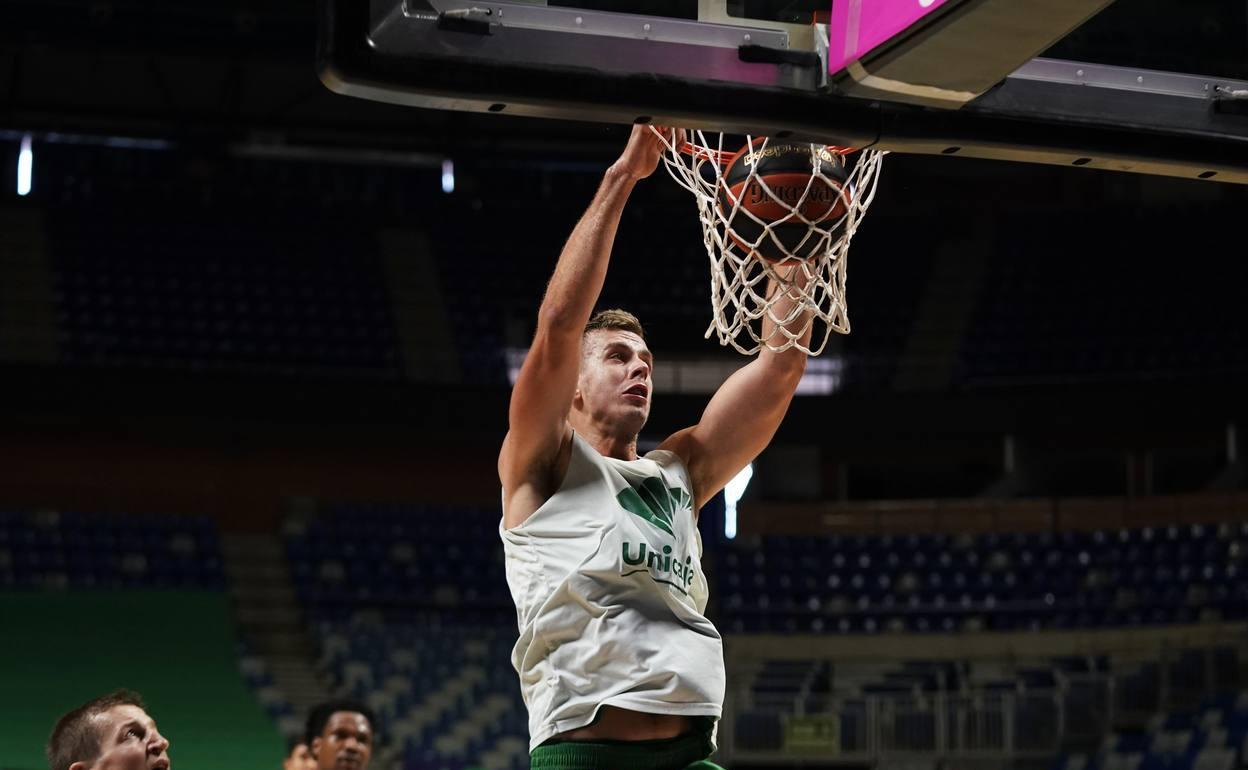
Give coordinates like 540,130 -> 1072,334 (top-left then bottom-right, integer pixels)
537,164 -> 638,332
758,274 -> 813,375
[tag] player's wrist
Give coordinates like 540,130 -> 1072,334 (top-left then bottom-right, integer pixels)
605,160 -> 645,183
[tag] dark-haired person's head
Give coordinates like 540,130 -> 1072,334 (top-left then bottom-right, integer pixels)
47,690 -> 170,770
283,736 -> 316,770
305,700 -> 375,770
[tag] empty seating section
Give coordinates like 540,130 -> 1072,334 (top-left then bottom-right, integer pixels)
0,508 -> 223,589
35,141 -> 429,216
316,621 -> 527,770
286,504 -> 510,620
958,207 -> 1248,386
236,647 -> 306,736
49,205 -> 400,377
33,141 -> 407,378
287,504 -> 525,769
719,524 -> 1248,634
1060,691 -> 1248,770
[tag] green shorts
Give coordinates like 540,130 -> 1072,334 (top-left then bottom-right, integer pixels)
529,717 -> 723,770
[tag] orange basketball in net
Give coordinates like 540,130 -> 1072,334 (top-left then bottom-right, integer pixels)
716,138 -> 851,263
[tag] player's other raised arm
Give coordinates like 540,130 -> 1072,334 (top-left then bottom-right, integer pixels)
499,125 -> 670,527
659,273 -> 811,511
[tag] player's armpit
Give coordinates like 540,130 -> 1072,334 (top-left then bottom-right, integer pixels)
500,424 -> 574,529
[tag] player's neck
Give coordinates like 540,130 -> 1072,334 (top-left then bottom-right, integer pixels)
574,423 -> 638,461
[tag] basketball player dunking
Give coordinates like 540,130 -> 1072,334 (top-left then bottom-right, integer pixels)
499,125 -> 812,770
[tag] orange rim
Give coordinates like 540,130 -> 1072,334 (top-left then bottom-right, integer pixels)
676,139 -> 857,167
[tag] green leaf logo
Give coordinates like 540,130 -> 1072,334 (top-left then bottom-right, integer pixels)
616,477 -> 692,536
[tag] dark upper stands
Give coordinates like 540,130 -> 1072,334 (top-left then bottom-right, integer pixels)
17,142 -> 1248,392
48,204 -> 401,378
958,206 -> 1248,387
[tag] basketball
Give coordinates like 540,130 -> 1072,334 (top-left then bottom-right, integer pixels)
717,138 -> 851,263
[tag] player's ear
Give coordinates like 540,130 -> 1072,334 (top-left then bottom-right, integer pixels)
68,762 -> 89,770
310,737 -> 322,758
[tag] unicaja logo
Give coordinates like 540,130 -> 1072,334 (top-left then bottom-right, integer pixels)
616,477 -> 697,594
615,477 -> 691,536
621,541 -> 697,594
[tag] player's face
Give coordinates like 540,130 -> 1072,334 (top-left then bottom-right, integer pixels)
578,330 -> 653,434
83,704 -> 170,770
311,712 -> 372,770
284,743 -> 317,770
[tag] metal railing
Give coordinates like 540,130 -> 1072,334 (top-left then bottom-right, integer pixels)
727,691 -> 1074,764
722,641 -> 1247,766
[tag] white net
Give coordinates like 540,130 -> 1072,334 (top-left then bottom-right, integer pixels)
654,128 -> 885,356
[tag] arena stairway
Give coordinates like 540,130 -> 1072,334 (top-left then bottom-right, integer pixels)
223,532 -> 333,739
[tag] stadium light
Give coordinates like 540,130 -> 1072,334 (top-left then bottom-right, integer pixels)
723,463 -> 753,540
17,134 -> 32,196
441,158 -> 455,193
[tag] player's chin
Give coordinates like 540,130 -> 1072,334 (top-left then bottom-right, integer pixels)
617,404 -> 649,429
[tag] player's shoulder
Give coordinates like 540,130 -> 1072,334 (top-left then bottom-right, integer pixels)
500,423 -> 574,474
648,431 -> 695,479
654,426 -> 695,463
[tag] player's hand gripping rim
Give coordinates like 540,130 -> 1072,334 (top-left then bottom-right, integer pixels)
614,124 -> 684,181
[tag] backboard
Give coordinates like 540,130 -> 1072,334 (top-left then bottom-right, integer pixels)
318,0 -> 1248,182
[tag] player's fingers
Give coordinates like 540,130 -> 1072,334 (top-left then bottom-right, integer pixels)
650,125 -> 680,147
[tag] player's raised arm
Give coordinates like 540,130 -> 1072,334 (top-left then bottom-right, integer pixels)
499,125 -> 669,526
659,272 -> 812,511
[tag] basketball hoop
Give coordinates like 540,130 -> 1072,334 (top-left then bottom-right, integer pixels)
654,128 -> 885,356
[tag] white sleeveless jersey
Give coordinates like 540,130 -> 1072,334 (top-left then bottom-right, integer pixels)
500,433 -> 725,751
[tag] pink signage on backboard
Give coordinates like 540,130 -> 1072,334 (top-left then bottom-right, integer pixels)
827,0 -> 950,74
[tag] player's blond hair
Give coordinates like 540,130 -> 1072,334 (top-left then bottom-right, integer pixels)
583,309 -> 645,340
47,690 -> 148,770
